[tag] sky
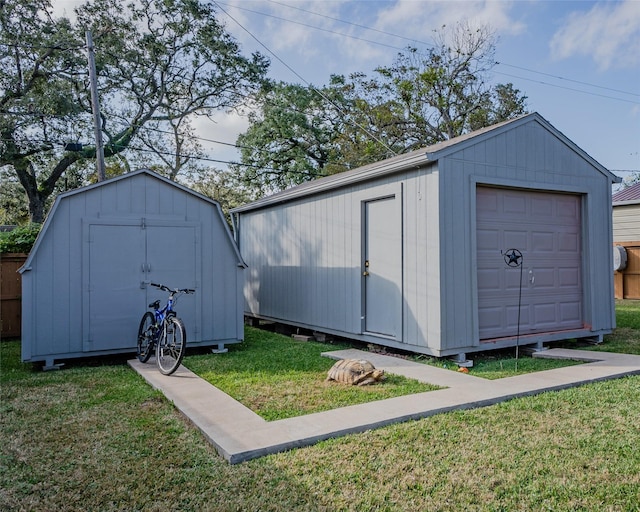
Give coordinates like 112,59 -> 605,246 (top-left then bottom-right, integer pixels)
50,0 -> 640,183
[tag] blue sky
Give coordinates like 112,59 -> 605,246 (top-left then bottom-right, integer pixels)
52,0 -> 640,182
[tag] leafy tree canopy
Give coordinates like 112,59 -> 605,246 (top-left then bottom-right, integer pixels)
0,0 -> 269,222
236,22 -> 527,196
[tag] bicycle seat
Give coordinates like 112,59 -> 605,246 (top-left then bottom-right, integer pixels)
148,300 -> 161,309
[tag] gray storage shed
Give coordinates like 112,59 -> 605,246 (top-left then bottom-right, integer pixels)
232,113 -> 619,359
20,169 -> 245,367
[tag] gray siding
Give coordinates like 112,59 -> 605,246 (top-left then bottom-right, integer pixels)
240,166 -> 442,352
21,170 -> 244,364
236,113 -> 617,357
438,120 -> 615,350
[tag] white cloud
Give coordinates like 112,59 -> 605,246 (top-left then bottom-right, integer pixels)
190,112 -> 250,170
374,0 -> 525,39
550,0 -> 640,70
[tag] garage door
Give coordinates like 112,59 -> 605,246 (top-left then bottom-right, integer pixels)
476,187 -> 583,340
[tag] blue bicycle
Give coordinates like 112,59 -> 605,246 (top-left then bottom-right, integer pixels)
137,283 -> 195,375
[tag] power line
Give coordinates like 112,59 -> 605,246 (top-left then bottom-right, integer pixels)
215,1 -> 407,53
496,62 -> 639,98
493,70 -> 640,105
124,144 -> 327,177
225,0 -> 638,103
213,1 -> 398,157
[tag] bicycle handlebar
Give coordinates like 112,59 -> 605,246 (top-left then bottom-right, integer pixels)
150,282 -> 195,294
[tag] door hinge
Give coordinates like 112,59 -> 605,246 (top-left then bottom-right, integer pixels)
141,217 -> 146,229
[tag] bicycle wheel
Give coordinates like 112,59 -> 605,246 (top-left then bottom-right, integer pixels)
137,312 -> 155,363
156,316 -> 186,375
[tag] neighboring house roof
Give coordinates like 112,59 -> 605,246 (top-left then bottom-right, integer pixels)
21,168 -> 246,272
231,112 -> 619,214
612,182 -> 640,205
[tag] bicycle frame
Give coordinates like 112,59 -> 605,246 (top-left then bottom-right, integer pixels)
150,294 -> 176,328
137,283 -> 194,375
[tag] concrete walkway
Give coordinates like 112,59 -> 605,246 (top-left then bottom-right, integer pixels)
128,348 -> 640,464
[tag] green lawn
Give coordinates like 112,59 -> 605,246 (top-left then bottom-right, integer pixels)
184,329 -> 440,421
1,300 -> 639,511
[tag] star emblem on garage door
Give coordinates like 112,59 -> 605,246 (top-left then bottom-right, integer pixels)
504,248 -> 523,268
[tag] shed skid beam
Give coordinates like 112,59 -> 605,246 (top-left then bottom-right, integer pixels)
43,358 -> 64,371
451,353 -> 473,368
581,334 -> 604,345
211,344 -> 228,354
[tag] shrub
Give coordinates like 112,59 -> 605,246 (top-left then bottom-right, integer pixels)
0,224 -> 41,253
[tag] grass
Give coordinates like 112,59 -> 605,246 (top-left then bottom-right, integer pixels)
184,328 -> 440,421
184,327 -> 582,421
1,300 -> 639,510
615,299 -> 640,330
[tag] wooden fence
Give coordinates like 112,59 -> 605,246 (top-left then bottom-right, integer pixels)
614,242 -> 640,300
1,253 -> 27,338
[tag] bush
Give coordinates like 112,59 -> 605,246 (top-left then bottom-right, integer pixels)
0,224 -> 41,253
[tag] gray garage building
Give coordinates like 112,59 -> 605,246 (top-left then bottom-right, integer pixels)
21,169 -> 245,367
232,113 -> 619,359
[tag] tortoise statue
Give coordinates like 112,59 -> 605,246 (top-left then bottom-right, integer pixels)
326,359 -> 385,386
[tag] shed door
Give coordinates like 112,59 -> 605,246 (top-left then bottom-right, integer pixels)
86,223 -> 145,351
362,196 -> 402,339
476,187 -> 582,340
145,225 -> 198,342
85,221 -> 199,352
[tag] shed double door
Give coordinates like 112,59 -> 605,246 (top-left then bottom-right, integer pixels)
476,187 -> 583,340
83,219 -> 199,352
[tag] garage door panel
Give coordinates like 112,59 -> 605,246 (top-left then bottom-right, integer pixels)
531,197 -> 554,217
505,269 -> 523,290
504,230 -> 527,249
533,303 -> 557,326
559,267 -> 580,287
532,267 -> 555,288
479,307 -> 503,330
506,305 -> 530,328
504,194 -> 527,214
557,198 -> 580,218
558,232 -> 580,252
476,187 -> 582,340
532,231 -> 554,251
477,268 -> 501,290
560,302 -> 581,322
477,229 -> 500,250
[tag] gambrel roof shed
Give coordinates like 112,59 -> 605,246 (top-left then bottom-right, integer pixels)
233,112 -> 620,359
21,169 -> 245,367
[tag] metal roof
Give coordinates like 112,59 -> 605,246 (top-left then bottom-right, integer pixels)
612,182 -> 640,205
232,112 -> 618,214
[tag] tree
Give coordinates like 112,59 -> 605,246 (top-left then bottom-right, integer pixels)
236,22 -> 527,195
189,168 -> 255,226
233,80 -> 347,195
0,0 -> 269,222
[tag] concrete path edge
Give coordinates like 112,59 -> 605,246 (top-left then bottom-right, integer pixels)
128,348 -> 640,464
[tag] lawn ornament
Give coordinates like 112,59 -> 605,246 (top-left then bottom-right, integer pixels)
326,359 -> 385,386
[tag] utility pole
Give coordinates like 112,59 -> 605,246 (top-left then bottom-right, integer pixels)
86,31 -> 106,181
